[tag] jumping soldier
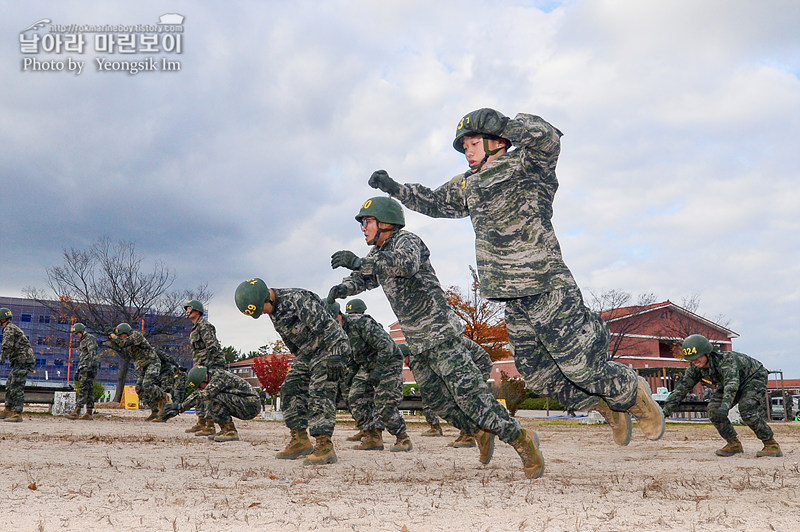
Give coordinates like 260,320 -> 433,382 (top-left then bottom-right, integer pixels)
235,278 -> 350,466
183,300 -> 226,436
328,196 -> 544,478
65,323 -> 100,420
0,308 -> 35,422
367,108 -> 665,450
663,334 -> 782,458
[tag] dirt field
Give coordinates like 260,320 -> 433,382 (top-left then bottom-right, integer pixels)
0,407 -> 796,532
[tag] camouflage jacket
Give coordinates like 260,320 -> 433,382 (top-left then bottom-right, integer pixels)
189,318 -> 225,368
76,333 -> 100,374
665,350 -> 768,409
108,331 -> 158,371
182,369 -> 257,410
338,229 -> 463,354
341,313 -> 402,371
394,113 -> 577,299
173,370 -> 187,391
0,322 -> 35,366
268,288 -> 350,361
156,348 -> 178,373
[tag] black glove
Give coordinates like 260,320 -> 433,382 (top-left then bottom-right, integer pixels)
661,405 -> 673,418
326,284 -> 348,304
327,354 -> 344,381
470,108 -> 508,136
331,250 -> 362,270
368,170 -> 401,195
159,403 -> 183,421
710,403 -> 730,423
367,369 -> 381,387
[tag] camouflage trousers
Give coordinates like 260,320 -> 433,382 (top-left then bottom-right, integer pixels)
409,336 -> 520,443
75,369 -> 97,409
281,349 -> 338,437
194,366 -> 224,419
708,371 -> 773,441
348,361 -> 407,436
504,286 -> 638,412
208,392 -> 261,425
5,361 -> 33,412
421,337 -> 492,428
134,360 -> 164,407
336,363 -> 358,412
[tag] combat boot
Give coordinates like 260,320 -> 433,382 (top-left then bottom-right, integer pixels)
0,407 -> 11,419
80,408 -> 94,420
64,406 -> 82,420
509,428 -> 545,479
715,437 -> 743,457
626,377 -> 665,441
591,399 -> 632,446
213,422 -> 240,442
756,438 -> 783,457
421,424 -> 443,437
390,431 -> 413,452
4,411 -> 22,423
346,429 -> 367,442
276,429 -> 314,459
475,429 -> 495,465
196,417 -> 216,437
354,429 -> 384,450
450,430 -> 476,448
303,434 -> 338,465
155,393 -> 170,418
185,417 -> 205,433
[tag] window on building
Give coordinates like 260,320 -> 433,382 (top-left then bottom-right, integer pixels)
20,314 -> 32,323
38,315 -> 51,324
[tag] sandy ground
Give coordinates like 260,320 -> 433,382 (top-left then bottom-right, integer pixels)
0,406 -> 797,532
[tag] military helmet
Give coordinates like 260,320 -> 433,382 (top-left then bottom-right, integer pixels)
345,299 -> 367,314
325,300 -> 341,318
453,108 -> 509,153
235,278 -> 269,319
0,307 -> 11,321
681,334 -> 715,360
71,323 -> 86,334
114,322 -> 133,335
398,343 -> 411,357
187,365 -> 208,386
184,299 -> 204,314
355,196 -> 405,228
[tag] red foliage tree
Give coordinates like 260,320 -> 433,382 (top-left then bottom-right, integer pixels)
251,354 -> 292,398
445,266 -> 511,362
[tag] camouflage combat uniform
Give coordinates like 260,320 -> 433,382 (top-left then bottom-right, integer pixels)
267,288 -> 350,437
108,331 -> 164,406
664,350 -> 774,442
75,332 -> 100,410
0,322 -> 35,413
182,369 -> 261,425
189,318 -> 226,419
336,229 -> 521,443
141,348 -> 177,412
393,113 -> 638,412
173,368 -> 188,404
342,312 -> 407,436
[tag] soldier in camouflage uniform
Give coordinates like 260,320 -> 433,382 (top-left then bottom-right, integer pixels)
368,108 -> 665,449
328,197 -> 544,478
184,300 -> 226,436
108,323 -> 170,420
65,323 -> 100,420
172,366 -> 188,404
167,366 -> 261,442
663,335 -> 782,457
0,308 -> 35,422
235,278 -> 350,466
149,348 -> 178,422
341,299 -> 367,442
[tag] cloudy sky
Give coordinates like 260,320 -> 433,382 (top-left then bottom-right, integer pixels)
2,1 -> 799,376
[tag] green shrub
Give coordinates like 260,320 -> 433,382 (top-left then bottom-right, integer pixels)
518,397 -> 565,411
403,384 -> 420,396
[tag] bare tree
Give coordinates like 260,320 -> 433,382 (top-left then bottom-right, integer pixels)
588,289 -> 658,359
657,294 -> 731,342
25,237 -> 212,402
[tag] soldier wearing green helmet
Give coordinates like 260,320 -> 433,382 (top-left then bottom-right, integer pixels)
65,323 -> 100,420
108,323 -> 172,421
234,278 -> 351,466
368,108 -> 666,458
183,299 -> 226,434
328,197 -> 543,478
662,334 -> 782,458
345,299 -> 367,315
0,308 -> 35,422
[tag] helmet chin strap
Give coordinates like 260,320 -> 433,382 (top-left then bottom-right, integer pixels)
474,137 -> 503,172
368,224 -> 395,246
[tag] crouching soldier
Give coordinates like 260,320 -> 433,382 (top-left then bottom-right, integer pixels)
0,308 -> 35,422
235,278 -> 350,466
663,334 -> 782,458
65,323 -> 99,420
165,366 -> 260,442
